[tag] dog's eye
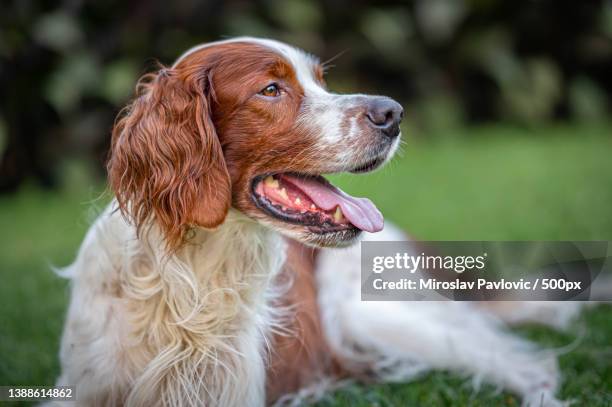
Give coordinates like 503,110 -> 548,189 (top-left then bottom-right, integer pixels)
259,84 -> 280,97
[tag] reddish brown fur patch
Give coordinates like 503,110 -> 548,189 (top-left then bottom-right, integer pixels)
108,67 -> 231,250
178,44 -> 330,230
266,241 -> 345,403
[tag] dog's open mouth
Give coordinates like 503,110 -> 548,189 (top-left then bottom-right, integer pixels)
252,173 -> 383,234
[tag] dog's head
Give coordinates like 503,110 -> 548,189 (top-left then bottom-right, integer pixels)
108,37 -> 402,249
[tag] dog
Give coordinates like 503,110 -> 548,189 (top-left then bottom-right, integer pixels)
53,37 -> 582,406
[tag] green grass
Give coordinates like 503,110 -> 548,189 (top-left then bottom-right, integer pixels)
1,124 -> 611,406
0,185 -> 108,390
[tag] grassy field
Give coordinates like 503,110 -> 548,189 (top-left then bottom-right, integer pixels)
1,124 -> 611,406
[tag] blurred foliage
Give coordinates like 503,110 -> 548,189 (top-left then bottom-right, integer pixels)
0,0 -> 611,192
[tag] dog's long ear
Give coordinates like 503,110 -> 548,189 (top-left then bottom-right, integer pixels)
108,67 -> 231,249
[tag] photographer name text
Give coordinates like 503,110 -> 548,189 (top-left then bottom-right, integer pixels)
372,277 -> 582,292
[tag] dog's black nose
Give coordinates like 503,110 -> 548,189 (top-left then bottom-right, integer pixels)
366,97 -> 403,138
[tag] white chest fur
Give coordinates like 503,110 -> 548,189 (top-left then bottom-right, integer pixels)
57,206 -> 286,407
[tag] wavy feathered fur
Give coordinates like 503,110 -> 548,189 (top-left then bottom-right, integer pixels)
56,207 -> 286,406
108,67 -> 231,251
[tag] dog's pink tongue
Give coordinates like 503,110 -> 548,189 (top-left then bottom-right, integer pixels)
283,175 -> 384,233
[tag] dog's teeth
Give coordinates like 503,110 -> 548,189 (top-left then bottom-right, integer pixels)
310,204 -> 317,210
279,188 -> 288,200
334,206 -> 344,222
264,176 -> 279,189
295,197 -> 301,205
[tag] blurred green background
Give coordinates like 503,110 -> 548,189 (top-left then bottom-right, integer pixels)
1,0 -> 611,406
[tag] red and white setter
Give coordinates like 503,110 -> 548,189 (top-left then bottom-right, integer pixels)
54,37 -> 580,406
